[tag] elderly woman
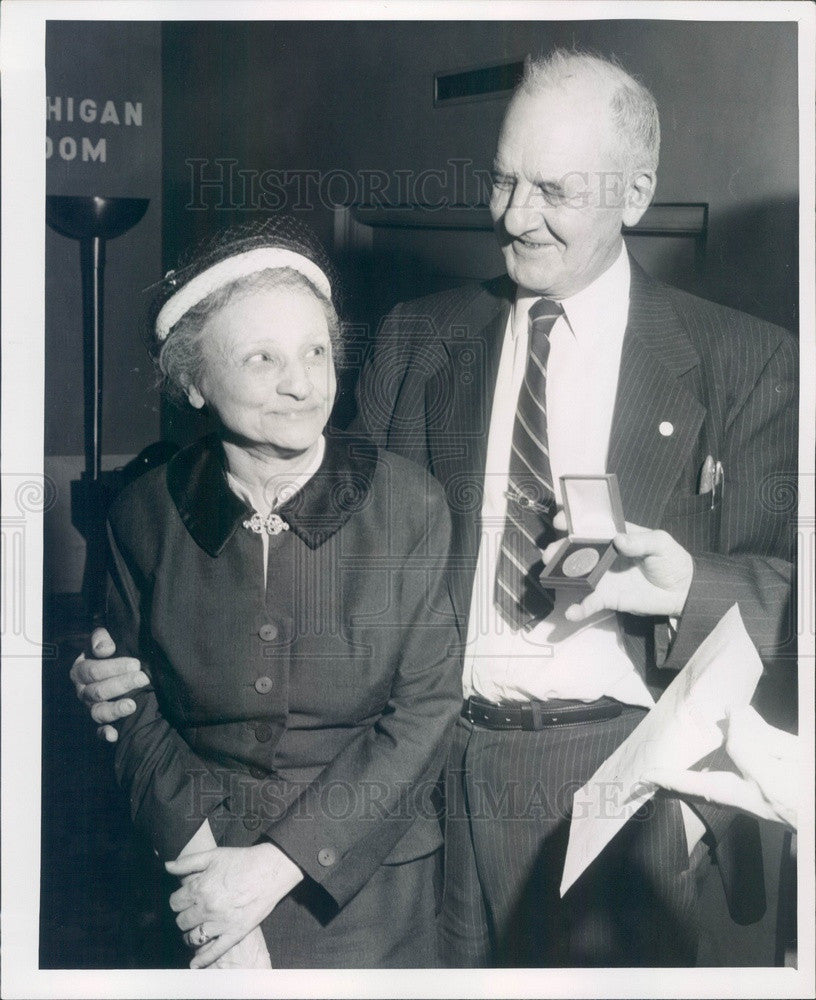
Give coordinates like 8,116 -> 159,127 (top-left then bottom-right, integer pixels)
104,218 -> 460,968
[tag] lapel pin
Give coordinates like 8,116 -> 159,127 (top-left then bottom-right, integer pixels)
658,421 -> 674,437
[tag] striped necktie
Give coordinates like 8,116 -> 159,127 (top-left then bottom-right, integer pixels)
494,297 -> 563,631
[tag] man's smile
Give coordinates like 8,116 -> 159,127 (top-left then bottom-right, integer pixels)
511,236 -> 558,252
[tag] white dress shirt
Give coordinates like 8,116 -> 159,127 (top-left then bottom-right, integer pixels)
462,245 -> 654,710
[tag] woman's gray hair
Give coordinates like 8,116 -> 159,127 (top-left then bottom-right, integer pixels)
157,267 -> 343,406
520,48 -> 660,173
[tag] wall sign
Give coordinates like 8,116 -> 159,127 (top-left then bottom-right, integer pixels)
46,96 -> 143,163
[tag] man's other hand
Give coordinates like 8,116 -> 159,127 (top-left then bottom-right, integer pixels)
645,706 -> 799,829
69,627 -> 148,742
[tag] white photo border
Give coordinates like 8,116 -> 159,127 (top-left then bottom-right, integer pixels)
2,2 -> 814,998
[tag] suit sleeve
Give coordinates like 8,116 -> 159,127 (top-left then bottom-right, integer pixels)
264,482 -> 461,908
664,329 -> 796,923
351,301 -> 409,443
668,329 -> 797,667
106,517 -> 232,861
351,301 -> 444,466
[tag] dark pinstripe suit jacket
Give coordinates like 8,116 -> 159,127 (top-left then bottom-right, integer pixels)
358,257 -> 797,679
356,256 -> 798,921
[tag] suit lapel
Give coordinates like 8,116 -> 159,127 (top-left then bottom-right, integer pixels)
426,277 -> 511,630
427,264 -> 706,636
607,259 -> 706,528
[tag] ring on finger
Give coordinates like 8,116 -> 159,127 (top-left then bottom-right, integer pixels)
189,924 -> 212,948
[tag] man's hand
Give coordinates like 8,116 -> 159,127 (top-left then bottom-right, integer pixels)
543,518 -> 693,621
165,843 -> 303,969
645,706 -> 799,829
69,627 -> 148,742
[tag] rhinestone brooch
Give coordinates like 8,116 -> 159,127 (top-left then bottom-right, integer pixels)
243,512 -> 290,536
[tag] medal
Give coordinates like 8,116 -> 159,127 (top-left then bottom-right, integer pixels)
562,547 -> 600,577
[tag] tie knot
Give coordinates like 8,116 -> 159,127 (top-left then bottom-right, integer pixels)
528,297 -> 563,325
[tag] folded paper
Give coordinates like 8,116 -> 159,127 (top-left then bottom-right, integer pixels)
560,603 -> 762,896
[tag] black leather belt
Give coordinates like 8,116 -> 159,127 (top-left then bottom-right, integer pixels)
462,695 -> 623,730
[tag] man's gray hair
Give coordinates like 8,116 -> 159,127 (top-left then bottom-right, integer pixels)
520,49 -> 660,172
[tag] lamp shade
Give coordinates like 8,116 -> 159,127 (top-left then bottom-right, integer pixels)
46,195 -> 149,241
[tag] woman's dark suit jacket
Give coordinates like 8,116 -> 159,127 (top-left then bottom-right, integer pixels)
106,432 -> 461,948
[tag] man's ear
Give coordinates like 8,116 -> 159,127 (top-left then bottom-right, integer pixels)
186,385 -> 206,410
622,168 -> 657,228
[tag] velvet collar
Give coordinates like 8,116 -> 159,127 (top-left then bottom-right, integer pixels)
167,431 -> 378,556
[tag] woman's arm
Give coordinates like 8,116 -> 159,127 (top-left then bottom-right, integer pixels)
156,477 -> 461,963
109,468 -> 460,953
106,518 -> 233,859
108,517 -> 284,967
152,472 -> 461,954
261,476 -> 461,907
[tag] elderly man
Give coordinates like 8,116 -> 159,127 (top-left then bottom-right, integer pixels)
73,50 -> 796,967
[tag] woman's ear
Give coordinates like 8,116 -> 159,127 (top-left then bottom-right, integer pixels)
186,385 -> 206,410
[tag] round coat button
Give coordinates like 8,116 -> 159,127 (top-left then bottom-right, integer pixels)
243,813 -> 261,831
254,722 -> 274,743
317,847 -> 337,867
248,766 -> 266,780
254,675 -> 274,694
259,623 -> 278,641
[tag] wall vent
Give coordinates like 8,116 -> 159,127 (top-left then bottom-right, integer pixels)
434,61 -> 524,106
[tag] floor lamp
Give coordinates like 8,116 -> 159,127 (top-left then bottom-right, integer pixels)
46,194 -> 150,625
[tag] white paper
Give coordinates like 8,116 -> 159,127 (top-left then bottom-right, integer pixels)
560,604 -> 762,896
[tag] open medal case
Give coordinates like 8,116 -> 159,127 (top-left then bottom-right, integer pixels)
539,473 -> 626,590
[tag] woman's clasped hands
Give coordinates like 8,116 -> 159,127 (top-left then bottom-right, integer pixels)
166,843 -> 304,968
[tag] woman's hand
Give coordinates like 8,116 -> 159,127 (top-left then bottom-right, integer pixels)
165,843 -> 303,968
174,822 -> 271,968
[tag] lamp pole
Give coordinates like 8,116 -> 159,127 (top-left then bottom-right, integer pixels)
46,195 -> 150,624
